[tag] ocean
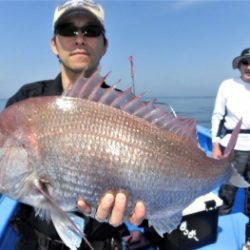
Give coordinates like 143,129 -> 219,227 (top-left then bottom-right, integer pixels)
0,96 -> 215,128
152,96 -> 215,128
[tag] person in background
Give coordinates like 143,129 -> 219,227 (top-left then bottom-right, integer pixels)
211,48 -> 250,219
6,0 -> 146,249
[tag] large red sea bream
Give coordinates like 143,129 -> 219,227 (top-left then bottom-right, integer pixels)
0,70 -> 246,250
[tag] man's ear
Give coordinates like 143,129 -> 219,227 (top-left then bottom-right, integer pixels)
102,39 -> 108,57
50,37 -> 58,56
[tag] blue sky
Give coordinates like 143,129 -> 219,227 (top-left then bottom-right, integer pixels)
1,0 -> 250,98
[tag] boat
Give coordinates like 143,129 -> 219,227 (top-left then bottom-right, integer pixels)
0,125 -> 248,250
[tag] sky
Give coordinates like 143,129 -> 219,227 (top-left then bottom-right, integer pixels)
1,0 -> 250,98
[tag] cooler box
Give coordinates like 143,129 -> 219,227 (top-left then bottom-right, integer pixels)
163,192 -> 223,250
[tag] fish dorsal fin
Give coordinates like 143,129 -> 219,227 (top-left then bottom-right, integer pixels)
63,69 -> 197,140
162,116 -> 197,142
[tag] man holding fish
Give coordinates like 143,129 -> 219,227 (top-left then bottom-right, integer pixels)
5,0 -> 146,249
1,1 -> 246,250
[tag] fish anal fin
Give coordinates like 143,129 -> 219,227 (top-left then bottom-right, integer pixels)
149,209 -> 183,237
229,164 -> 250,188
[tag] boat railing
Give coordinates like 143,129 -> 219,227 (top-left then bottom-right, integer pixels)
196,125 -> 212,155
0,196 -> 18,248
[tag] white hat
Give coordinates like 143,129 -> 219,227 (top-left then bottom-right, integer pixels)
53,0 -> 105,28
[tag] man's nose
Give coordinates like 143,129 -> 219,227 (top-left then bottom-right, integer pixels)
74,33 -> 85,45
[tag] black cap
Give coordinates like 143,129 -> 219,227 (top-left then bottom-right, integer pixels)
232,48 -> 250,69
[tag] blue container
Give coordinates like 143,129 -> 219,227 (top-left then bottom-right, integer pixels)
0,196 -> 18,249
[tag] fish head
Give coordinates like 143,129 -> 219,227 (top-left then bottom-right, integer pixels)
0,137 -> 33,200
0,105 -> 43,205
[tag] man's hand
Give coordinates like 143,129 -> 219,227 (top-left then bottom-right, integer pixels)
129,200 -> 146,226
77,192 -> 146,227
212,142 -> 222,159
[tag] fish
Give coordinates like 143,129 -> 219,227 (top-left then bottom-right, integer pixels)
0,69 -> 247,250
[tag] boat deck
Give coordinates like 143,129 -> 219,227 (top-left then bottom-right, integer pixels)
200,189 -> 248,250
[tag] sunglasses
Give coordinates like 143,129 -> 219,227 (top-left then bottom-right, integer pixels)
55,23 -> 104,37
240,59 -> 250,66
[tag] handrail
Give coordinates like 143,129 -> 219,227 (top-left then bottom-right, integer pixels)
196,125 -> 212,155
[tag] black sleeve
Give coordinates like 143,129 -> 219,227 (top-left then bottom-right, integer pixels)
5,87 -> 27,107
84,217 -> 116,241
5,78 -> 61,108
5,84 -> 44,107
84,218 -> 130,242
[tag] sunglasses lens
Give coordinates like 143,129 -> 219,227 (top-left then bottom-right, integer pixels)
56,24 -> 75,36
241,60 -> 250,66
55,24 -> 103,37
82,25 -> 103,37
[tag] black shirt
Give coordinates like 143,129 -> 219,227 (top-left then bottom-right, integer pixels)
6,74 -> 127,250
6,74 -> 113,106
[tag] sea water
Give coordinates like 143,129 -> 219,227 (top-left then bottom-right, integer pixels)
0,96 -> 215,128
145,96 -> 214,128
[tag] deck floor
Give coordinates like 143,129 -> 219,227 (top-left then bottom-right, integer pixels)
200,189 -> 248,250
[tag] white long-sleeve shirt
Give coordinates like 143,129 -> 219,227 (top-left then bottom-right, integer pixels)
211,77 -> 250,150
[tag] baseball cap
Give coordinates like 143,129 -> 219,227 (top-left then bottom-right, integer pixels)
232,48 -> 250,69
53,0 -> 105,29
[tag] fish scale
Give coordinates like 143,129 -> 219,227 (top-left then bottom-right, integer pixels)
34,98 -> 209,203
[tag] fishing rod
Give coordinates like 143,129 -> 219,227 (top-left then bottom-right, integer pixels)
128,55 -> 135,95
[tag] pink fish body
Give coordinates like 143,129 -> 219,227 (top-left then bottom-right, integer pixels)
0,71 -> 242,250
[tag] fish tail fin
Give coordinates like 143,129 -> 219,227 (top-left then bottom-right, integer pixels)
222,119 -> 242,159
220,119 -> 250,188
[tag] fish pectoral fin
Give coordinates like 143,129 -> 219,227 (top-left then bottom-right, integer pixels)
148,210 -> 183,237
51,212 -> 85,250
33,179 -> 93,250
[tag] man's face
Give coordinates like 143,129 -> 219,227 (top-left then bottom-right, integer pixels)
51,12 -> 107,77
239,58 -> 250,83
